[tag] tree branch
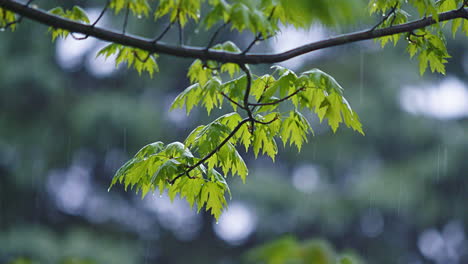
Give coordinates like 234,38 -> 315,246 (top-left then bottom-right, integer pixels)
1,0 -> 466,64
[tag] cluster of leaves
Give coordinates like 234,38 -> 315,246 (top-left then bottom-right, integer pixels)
48,6 -> 90,40
109,140 -> 231,219
97,43 -> 159,77
111,40 -> 363,219
369,0 -> 468,74
0,7 -> 17,30
244,236 -> 364,264
110,0 -> 152,17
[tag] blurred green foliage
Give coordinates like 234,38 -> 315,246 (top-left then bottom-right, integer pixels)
0,0 -> 467,264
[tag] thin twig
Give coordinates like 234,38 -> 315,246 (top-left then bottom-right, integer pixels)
153,7 -> 181,43
133,51 -> 152,63
370,5 -> 398,31
152,21 -> 174,42
69,1 -> 110,40
177,20 -> 183,45
242,7 -> 276,54
206,21 -> 229,50
249,87 -> 306,106
220,92 -> 246,110
169,118 -> 250,184
122,3 -> 130,34
251,76 -> 276,112
252,115 -> 279,125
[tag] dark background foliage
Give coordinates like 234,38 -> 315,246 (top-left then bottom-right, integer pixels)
1,0 -> 467,263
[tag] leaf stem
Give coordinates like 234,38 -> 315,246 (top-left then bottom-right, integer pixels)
169,118 -> 250,185
249,87 -> 306,106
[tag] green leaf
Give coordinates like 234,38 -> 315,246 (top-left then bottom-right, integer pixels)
203,0 -> 231,29
171,83 -> 203,115
198,177 -> 228,220
279,111 -> 312,151
252,115 -> 280,160
0,7 -> 17,31
251,75 -> 276,100
47,6 -> 91,40
200,77 -> 224,115
155,0 -> 202,26
134,141 -> 165,158
221,75 -> 247,110
230,3 -> 251,32
96,44 -> 159,77
300,68 -> 344,95
209,41 -> 242,77
188,59 -> 213,86
110,0 -> 151,17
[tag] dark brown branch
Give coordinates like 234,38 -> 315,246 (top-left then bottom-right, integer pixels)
169,118 -> 250,185
0,0 -> 466,64
249,87 -> 306,107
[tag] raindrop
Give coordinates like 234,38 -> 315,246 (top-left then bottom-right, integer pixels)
137,15 -> 142,19
0,28 -> 5,32
359,49 -> 364,104
159,195 -> 162,198
436,145 -> 441,181
215,221 -> 219,224
194,29 -> 199,34
31,4 -> 38,9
